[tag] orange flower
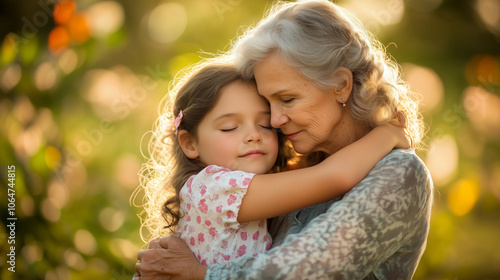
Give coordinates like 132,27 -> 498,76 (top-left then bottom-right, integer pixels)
49,0 -> 92,55
53,0 -> 76,25
67,13 -> 91,44
48,26 -> 70,54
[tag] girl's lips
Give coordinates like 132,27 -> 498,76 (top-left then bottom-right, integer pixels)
241,150 -> 265,157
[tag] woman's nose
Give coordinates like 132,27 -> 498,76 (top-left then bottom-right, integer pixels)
270,108 -> 288,128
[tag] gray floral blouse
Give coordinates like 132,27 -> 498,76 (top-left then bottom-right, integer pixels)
206,149 -> 433,280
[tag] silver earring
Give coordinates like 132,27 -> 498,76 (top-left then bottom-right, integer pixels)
339,97 -> 346,107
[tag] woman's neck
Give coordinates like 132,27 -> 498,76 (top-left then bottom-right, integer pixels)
324,115 -> 371,155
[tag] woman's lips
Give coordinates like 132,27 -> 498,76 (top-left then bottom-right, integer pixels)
285,131 -> 301,140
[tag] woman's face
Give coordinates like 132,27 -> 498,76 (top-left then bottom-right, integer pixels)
254,52 -> 345,155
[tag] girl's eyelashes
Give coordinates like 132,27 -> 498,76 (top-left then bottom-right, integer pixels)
220,127 -> 237,132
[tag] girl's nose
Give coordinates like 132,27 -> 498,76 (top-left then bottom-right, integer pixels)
245,126 -> 262,143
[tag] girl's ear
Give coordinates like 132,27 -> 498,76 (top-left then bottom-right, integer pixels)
177,130 -> 199,159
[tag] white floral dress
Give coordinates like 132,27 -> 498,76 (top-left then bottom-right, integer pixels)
175,165 -> 272,265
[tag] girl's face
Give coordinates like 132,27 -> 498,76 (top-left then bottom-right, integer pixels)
254,52 -> 344,155
192,80 -> 279,174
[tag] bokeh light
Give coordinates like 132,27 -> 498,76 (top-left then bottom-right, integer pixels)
403,63 -> 444,111
475,0 -> 500,36
447,179 -> 481,216
147,3 -> 188,44
0,62 -> 22,92
425,135 -> 459,187
87,1 -> 125,38
463,86 -> 500,140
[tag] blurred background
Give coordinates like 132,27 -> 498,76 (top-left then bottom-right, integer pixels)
0,0 -> 499,279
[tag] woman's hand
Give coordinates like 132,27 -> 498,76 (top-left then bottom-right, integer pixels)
135,236 -> 207,280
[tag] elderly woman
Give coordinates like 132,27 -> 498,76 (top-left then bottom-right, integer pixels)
135,0 -> 433,279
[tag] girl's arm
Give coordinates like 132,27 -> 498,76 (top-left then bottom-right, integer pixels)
237,123 -> 409,223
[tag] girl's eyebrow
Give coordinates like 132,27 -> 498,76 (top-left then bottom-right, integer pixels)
213,113 -> 238,122
213,111 -> 271,122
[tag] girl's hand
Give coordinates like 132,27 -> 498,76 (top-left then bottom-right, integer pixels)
384,112 -> 413,149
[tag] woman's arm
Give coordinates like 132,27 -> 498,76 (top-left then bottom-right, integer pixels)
237,123 -> 408,223
208,150 -> 433,279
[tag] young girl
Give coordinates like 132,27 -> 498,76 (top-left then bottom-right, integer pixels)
137,60 -> 409,266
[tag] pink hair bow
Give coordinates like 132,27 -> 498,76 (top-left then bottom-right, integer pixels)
174,110 -> 183,136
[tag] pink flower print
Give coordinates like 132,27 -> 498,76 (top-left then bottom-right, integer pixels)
222,254 -> 231,261
190,237 -> 195,246
201,259 -> 207,265
221,240 -> 228,249
227,194 -> 237,205
186,203 -> 191,211
266,240 -> 272,250
187,178 -> 193,194
243,177 -> 251,186
227,211 -> 236,219
209,227 -> 217,237
229,179 -> 237,187
198,233 -> 205,243
258,219 -> 264,228
237,245 -> 247,257
196,216 -> 201,224
240,232 -> 247,241
216,217 -> 223,225
205,220 -> 212,226
200,185 -> 207,196
213,194 -> 219,200
186,215 -> 191,222
198,199 -> 208,214
206,166 -> 213,173
215,176 -> 220,181
252,231 -> 260,241
216,205 -> 223,213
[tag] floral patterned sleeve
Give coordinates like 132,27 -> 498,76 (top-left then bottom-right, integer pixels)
206,149 -> 434,280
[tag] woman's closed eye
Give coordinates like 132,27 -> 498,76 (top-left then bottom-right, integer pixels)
260,124 -> 274,130
282,97 -> 295,104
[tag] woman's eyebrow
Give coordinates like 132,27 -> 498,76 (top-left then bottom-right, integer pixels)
259,89 -> 288,98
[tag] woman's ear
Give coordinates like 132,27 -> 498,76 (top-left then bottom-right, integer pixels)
177,130 -> 199,159
333,67 -> 353,100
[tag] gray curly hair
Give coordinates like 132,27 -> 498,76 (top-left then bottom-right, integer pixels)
231,0 -> 424,147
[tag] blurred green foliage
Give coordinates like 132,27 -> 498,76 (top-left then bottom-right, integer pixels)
0,0 -> 499,279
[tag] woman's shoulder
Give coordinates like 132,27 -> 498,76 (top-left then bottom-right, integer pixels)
378,149 -> 427,171
369,149 -> 433,189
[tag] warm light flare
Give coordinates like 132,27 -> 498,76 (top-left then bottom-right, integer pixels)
425,135 -> 459,187
447,179 -> 481,216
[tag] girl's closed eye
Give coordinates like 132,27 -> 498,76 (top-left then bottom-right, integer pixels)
220,126 -> 238,132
